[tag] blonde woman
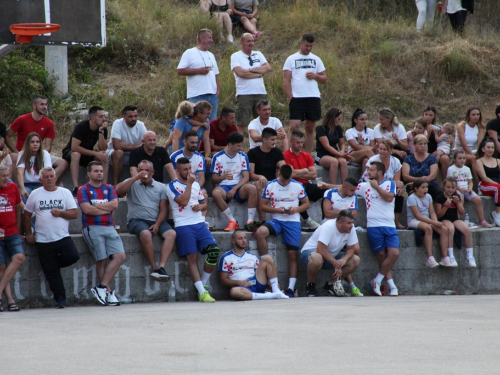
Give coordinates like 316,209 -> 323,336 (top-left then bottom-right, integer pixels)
374,108 -> 408,161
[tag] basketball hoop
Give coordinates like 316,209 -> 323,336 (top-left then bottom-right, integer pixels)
10,23 -> 61,44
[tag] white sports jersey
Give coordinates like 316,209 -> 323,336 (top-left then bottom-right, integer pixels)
262,179 -> 306,222
356,180 -> 396,227
323,188 -> 358,211
218,250 -> 259,282
301,219 -> 358,258
166,179 -> 205,227
210,150 -> 250,186
170,150 -> 206,183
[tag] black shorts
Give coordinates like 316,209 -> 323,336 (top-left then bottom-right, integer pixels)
303,182 -> 324,202
289,97 -> 321,122
62,149 -> 95,166
233,9 -> 254,26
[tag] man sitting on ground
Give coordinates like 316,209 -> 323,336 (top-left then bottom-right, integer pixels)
255,164 -> 310,298
219,230 -> 289,300
116,160 -> 176,282
211,132 -> 258,231
300,210 -> 361,297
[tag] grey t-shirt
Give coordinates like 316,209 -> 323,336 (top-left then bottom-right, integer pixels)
234,0 -> 258,11
406,193 -> 432,223
126,179 -> 168,222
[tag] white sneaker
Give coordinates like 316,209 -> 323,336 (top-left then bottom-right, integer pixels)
390,288 -> 399,296
426,256 -> 439,268
370,279 -> 382,296
449,257 -> 458,267
227,34 -> 234,43
106,290 -> 121,306
91,285 -> 108,305
467,257 -> 477,268
492,212 -> 500,227
305,218 -> 320,229
439,257 -> 453,267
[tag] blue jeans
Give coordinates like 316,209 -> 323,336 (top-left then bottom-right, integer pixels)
0,234 -> 25,265
22,182 -> 42,204
189,94 -> 219,121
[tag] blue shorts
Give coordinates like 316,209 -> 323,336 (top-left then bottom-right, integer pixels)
220,184 -> 247,204
242,275 -> 267,293
264,219 -> 301,249
367,227 -> 400,253
127,218 -> 173,237
300,249 -> 344,270
175,222 -> 216,257
0,234 -> 25,265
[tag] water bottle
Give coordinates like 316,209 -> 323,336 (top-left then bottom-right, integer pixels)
120,297 -> 136,304
169,281 -> 176,303
59,181 -> 64,188
464,213 -> 469,227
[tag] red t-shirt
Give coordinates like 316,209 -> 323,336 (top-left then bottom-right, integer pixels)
10,113 -> 56,151
0,183 -> 21,236
283,149 -> 314,184
199,119 -> 238,152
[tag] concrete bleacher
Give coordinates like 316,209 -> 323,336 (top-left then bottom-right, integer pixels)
14,163 -> 500,307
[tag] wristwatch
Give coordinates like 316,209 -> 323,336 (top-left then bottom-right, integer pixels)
205,153 -> 211,158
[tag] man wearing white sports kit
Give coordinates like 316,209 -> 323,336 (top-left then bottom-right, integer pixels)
356,161 -> 400,296
177,29 -> 220,122
167,157 -> 220,303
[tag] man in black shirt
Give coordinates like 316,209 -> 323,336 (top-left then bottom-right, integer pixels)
248,128 -> 285,223
486,105 -> 500,154
129,131 -> 176,183
62,106 -> 109,196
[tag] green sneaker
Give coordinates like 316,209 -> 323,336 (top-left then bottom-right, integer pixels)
350,287 -> 364,297
199,291 -> 215,303
244,221 -> 258,232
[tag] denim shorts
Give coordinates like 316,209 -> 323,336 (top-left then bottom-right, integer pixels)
300,249 -> 344,270
0,234 -> 25,265
128,218 -> 173,237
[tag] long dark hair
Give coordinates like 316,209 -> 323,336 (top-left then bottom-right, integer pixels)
351,108 -> 367,134
476,137 -> 495,159
19,132 -> 44,174
321,107 -> 342,135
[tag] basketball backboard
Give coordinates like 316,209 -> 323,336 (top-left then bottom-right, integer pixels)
0,0 -> 106,46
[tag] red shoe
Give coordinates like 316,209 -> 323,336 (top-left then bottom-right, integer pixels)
224,220 -> 239,232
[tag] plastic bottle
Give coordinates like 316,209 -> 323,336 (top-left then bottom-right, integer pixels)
464,213 -> 470,227
437,1 -> 443,13
120,297 -> 136,304
59,181 -> 64,188
208,215 -> 215,231
169,281 -> 176,303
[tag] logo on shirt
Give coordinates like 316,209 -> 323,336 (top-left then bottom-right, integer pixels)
294,58 -> 316,69
39,199 -> 64,210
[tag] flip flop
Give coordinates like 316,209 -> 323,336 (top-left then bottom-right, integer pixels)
7,303 -> 20,312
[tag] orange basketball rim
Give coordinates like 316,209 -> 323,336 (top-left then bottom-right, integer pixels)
10,23 -> 61,44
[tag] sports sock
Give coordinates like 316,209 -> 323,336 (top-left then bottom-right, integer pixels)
194,281 -> 206,295
253,291 -> 289,300
466,247 -> 474,259
288,277 -> 297,290
201,271 -> 211,285
222,208 -> 235,222
247,208 -> 256,223
387,279 -> 397,289
349,282 -> 356,289
448,248 -> 454,258
374,273 -> 384,284
269,277 -> 279,293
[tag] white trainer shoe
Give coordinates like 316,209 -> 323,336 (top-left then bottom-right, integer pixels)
426,256 -> 439,268
449,257 -> 459,267
91,285 -> 108,306
467,257 -> 477,268
106,290 -> 121,306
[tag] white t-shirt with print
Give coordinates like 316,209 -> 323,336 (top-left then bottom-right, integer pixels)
210,150 -> 250,186
373,123 -> 407,145
231,50 -> 267,96
17,150 -> 52,183
345,127 -> 375,153
170,150 -> 205,183
447,164 -> 472,191
262,179 -> 306,222
248,117 -> 283,149
166,179 -> 205,227
283,52 -> 325,98
178,47 -> 219,98
218,250 -> 258,281
301,219 -> 358,258
322,188 -> 358,221
25,187 -> 77,243
364,154 -> 402,180
356,180 -> 396,227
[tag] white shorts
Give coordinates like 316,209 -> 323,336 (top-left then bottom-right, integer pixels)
407,219 -> 422,229
436,145 -> 451,155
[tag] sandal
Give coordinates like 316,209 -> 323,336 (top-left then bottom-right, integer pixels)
479,220 -> 493,228
7,303 -> 20,312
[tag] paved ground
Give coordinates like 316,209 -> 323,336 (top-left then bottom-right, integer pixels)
2,295 -> 499,374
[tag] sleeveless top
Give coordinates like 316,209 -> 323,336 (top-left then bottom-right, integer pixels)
210,0 -> 229,13
481,159 -> 500,183
453,123 -> 478,154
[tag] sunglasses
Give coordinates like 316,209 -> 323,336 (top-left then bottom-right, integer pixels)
248,56 -> 254,66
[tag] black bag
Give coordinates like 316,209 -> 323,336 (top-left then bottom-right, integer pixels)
461,0 -> 474,14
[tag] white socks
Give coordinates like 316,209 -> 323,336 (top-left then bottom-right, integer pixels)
252,291 -> 289,300
448,248 -> 454,258
374,273 -> 384,284
387,279 -> 397,290
466,248 -> 474,259
247,208 -> 256,223
222,208 -> 235,222
288,278 -> 297,290
201,271 -> 211,285
269,277 -> 279,293
194,281 -> 206,295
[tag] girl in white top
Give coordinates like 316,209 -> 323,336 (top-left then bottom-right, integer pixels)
448,149 -> 492,227
373,108 -> 408,160
17,132 -> 52,201
406,178 -> 450,268
345,108 -> 375,167
453,106 -> 485,179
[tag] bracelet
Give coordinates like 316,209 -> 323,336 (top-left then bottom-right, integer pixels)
205,153 -> 211,158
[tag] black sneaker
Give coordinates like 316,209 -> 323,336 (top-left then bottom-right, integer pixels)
151,267 -> 171,282
306,282 -> 318,297
72,187 -> 79,197
56,297 -> 66,309
322,281 -> 335,296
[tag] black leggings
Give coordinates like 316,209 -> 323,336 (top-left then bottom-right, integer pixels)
448,10 -> 467,34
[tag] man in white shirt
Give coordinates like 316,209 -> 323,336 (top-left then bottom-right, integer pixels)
300,210 -> 361,297
219,230 -> 288,301
248,100 -> 288,150
356,161 -> 400,297
231,33 -> 271,135
106,105 -> 147,186
24,167 -> 80,308
255,164 -> 310,298
283,33 -> 327,154
166,157 -> 219,303
177,29 -> 220,122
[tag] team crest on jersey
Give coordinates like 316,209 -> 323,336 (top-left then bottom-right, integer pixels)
103,190 -> 108,194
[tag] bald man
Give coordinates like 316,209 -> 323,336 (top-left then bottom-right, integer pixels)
129,131 -> 176,183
